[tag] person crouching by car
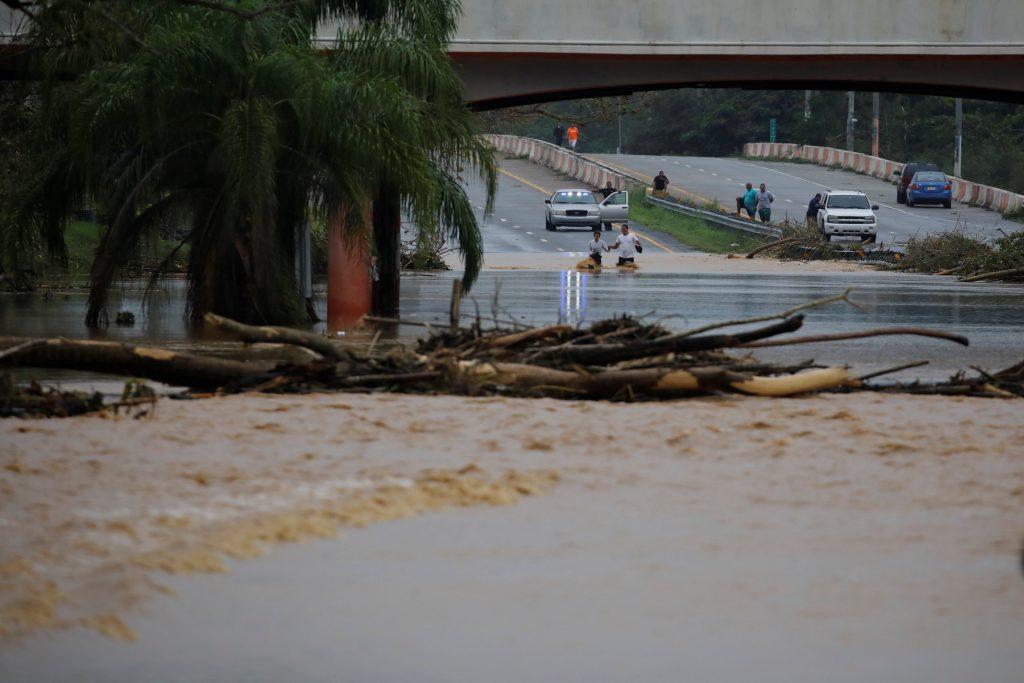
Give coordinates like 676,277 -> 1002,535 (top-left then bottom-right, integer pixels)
588,230 -> 609,266
611,224 -> 641,266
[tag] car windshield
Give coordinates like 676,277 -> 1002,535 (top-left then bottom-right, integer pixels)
914,172 -> 946,182
552,191 -> 596,205
827,195 -> 870,209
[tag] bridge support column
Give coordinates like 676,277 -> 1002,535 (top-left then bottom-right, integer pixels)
327,208 -> 371,332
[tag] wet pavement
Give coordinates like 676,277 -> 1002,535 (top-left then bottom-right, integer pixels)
5,269 -> 1022,384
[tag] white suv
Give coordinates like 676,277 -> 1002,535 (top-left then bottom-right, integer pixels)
817,190 -> 879,243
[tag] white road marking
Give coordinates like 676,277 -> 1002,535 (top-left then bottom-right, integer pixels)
785,198 -> 794,203
725,177 -> 733,181
673,161 -> 680,165
556,247 -> 564,251
513,225 -> 519,228
499,218 -> 507,222
525,231 -> 534,235
697,168 -> 705,172
540,238 -> 548,242
711,172 -> 718,176
685,164 -> 692,168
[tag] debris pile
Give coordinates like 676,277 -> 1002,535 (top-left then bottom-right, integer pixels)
2,289 -> 1019,415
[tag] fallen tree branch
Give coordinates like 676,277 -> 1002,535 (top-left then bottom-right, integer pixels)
858,360 -> 930,381
203,313 -> 347,361
0,337 -> 265,388
535,315 -> 805,365
489,325 -> 571,348
959,267 -> 1024,283
741,327 -> 969,348
745,237 -> 803,258
662,288 -> 857,340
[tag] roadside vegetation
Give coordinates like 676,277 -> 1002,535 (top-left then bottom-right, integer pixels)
629,191 -> 762,253
900,230 -> 1024,281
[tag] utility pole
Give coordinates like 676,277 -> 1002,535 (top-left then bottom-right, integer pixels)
872,92 -> 880,157
954,97 -> 963,177
804,90 -> 811,120
616,97 -> 623,154
846,91 -> 856,151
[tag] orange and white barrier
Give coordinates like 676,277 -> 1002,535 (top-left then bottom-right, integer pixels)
484,134 -> 633,192
743,142 -> 1024,214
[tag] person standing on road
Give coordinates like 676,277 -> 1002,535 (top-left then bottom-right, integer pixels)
611,224 -> 642,266
652,170 -> 669,197
806,193 -> 822,228
737,182 -> 754,216
756,183 -> 775,223
553,123 -> 564,147
599,181 -> 616,231
566,124 -> 580,151
588,230 -> 610,266
743,183 -> 759,219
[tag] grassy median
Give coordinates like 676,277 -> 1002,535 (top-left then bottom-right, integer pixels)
628,194 -> 763,253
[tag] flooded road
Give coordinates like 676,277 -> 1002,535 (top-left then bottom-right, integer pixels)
2,270 -> 1023,382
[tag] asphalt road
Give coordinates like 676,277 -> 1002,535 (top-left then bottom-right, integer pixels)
585,153 -> 1020,244
454,157 -> 696,258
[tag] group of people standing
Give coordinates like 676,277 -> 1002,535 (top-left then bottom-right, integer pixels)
735,183 -> 775,223
553,123 -> 580,151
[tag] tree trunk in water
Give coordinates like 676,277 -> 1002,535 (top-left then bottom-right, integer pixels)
372,188 -> 401,316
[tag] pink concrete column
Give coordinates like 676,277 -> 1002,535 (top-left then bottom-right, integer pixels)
327,208 -> 371,332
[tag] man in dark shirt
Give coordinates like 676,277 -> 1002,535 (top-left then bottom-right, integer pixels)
806,193 -> 822,228
599,181 -> 616,199
553,124 -> 564,147
652,171 -> 669,196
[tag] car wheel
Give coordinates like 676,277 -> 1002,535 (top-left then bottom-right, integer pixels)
943,200 -> 951,209
864,234 -> 876,244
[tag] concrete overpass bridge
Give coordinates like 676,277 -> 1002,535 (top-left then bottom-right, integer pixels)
5,1 -> 1024,105
333,0 -> 1024,107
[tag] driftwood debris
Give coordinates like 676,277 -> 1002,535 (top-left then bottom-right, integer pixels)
0,336 -> 264,389
203,312 -> 349,360
2,289 -> 1020,413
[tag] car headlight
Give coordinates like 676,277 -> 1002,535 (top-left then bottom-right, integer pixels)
826,216 -> 837,223
553,209 -> 565,216
587,209 -> 598,216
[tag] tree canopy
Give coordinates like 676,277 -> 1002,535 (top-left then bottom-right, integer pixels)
2,0 -> 495,325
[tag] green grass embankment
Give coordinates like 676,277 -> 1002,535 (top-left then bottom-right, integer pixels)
629,195 -> 763,253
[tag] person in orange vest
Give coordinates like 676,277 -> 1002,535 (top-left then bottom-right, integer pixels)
566,124 -> 580,151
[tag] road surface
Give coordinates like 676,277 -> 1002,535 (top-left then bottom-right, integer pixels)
585,152 -> 1019,244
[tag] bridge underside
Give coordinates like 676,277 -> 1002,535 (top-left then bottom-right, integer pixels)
455,53 -> 1024,110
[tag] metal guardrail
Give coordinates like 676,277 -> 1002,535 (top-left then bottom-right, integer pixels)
644,193 -> 783,239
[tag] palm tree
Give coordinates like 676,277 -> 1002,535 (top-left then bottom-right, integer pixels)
3,0 -> 495,326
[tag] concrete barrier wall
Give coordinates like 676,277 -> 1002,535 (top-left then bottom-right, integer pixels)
484,134 -> 635,191
743,142 -> 1024,214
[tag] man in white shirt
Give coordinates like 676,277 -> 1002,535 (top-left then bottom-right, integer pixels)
587,230 -> 609,266
610,224 -> 641,266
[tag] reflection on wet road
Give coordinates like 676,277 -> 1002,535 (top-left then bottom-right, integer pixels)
2,270 -> 1022,383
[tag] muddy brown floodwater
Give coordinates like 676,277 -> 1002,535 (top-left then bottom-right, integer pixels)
1,389 -> 1022,681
